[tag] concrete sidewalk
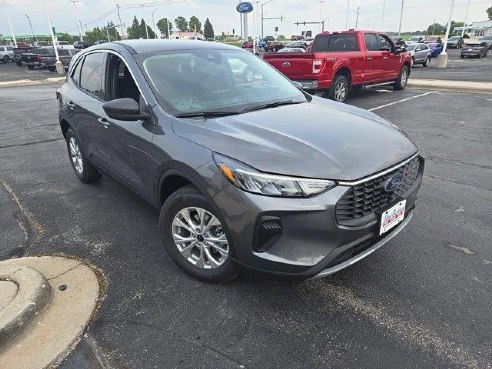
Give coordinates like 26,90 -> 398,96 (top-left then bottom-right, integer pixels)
0,77 -> 65,88
408,78 -> 492,94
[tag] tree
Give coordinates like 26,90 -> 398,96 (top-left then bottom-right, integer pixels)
203,18 -> 214,40
127,16 -> 141,39
189,16 -> 202,33
157,18 -> 173,38
84,27 -> 107,44
57,33 -> 73,42
103,21 -> 120,41
175,16 -> 188,32
426,22 -> 446,35
449,21 -> 464,35
487,6 -> 492,20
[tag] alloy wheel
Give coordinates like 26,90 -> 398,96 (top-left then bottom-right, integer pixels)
334,80 -> 348,102
172,207 -> 229,269
400,68 -> 408,87
69,136 -> 84,174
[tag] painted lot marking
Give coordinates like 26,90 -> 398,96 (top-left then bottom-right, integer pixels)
368,91 -> 438,112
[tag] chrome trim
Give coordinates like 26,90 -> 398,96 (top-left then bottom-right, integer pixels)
338,153 -> 418,186
312,212 -> 413,279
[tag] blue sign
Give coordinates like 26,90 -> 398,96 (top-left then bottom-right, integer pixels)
236,2 -> 253,13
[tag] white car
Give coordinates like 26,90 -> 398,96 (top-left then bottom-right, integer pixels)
0,45 -> 14,63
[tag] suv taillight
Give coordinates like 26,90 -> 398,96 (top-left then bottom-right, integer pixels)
312,59 -> 323,74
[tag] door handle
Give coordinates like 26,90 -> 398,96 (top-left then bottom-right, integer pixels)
98,117 -> 110,128
366,57 -> 373,61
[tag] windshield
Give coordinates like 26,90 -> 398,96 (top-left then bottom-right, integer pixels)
137,49 -> 306,115
448,36 -> 459,41
406,44 -> 417,51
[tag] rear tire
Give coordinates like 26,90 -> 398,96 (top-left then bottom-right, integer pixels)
65,128 -> 102,183
2,56 -> 8,63
423,57 -> 430,67
327,74 -> 349,103
393,65 -> 409,91
159,185 -> 239,283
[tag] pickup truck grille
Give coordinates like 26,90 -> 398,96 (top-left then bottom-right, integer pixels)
336,157 -> 421,225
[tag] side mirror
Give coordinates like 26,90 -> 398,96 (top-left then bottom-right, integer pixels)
381,45 -> 392,52
394,45 -> 406,53
103,98 -> 149,121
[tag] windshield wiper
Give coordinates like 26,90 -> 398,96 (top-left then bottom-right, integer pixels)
175,111 -> 240,118
240,100 -> 304,114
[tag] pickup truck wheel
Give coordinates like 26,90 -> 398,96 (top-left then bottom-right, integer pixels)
393,65 -> 409,91
328,75 -> 349,103
65,128 -> 102,183
2,56 -> 9,63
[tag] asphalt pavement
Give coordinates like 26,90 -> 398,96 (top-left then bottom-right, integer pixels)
0,84 -> 491,369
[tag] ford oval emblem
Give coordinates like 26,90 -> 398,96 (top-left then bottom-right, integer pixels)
236,2 -> 253,13
282,62 -> 291,67
384,174 -> 403,192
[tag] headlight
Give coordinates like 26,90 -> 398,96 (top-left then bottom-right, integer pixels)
213,153 -> 335,197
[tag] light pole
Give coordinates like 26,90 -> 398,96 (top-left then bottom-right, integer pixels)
319,0 -> 325,32
355,7 -> 360,29
437,0 -> 456,68
69,0 -> 84,42
151,9 -> 158,39
44,0 -> 62,74
25,15 -> 35,44
140,4 -> 150,39
7,13 -> 18,48
461,0 -> 471,39
260,0 -> 275,39
398,0 -> 404,37
345,0 -> 350,29
380,0 -> 386,30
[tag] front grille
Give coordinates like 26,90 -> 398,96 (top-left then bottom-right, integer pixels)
336,157 -> 421,225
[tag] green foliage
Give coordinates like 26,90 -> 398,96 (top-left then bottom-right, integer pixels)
426,23 -> 446,35
203,18 -> 214,40
140,19 -> 156,39
57,33 -> 73,42
104,21 -> 120,40
175,16 -> 188,32
84,27 -> 107,44
487,6 -> 492,20
189,16 -> 202,33
127,16 -> 141,39
157,18 -> 173,38
449,21 -> 464,35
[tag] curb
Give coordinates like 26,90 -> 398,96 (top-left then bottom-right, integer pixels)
0,77 -> 65,88
408,79 -> 492,94
0,265 -> 51,347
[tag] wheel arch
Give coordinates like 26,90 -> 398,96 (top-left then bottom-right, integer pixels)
333,65 -> 352,85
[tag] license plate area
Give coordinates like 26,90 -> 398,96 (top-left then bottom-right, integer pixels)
379,200 -> 406,235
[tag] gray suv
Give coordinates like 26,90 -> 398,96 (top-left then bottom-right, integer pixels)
57,40 -> 424,282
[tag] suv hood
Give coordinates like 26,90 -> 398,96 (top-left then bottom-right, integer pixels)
171,97 -> 417,181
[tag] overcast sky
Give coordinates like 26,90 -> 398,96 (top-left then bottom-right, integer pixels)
1,0 -> 490,38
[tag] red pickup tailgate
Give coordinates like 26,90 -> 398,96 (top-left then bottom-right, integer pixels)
263,52 -> 333,89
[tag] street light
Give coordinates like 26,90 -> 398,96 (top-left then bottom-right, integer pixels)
260,0 -> 275,39
25,15 -> 35,44
461,0 -> 471,39
69,0 -> 84,42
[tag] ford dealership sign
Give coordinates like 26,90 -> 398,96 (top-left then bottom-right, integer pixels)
236,2 -> 253,13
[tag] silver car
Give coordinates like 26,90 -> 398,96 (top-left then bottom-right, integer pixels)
407,43 -> 431,67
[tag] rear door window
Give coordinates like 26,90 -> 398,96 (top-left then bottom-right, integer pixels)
312,34 -> 358,52
364,33 -> 380,51
80,52 -> 105,99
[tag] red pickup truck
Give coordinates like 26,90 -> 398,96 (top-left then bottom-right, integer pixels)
263,30 -> 412,102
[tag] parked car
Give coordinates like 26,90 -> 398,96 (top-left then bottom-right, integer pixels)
54,41 -> 74,49
424,36 -> 442,44
428,43 -> 443,58
263,35 -> 275,42
478,35 -> 492,50
42,48 -> 79,71
57,40 -> 424,282
73,40 -> 89,49
285,41 -> 307,49
241,41 -> 253,49
263,30 -> 412,102
406,43 -> 431,66
446,36 -> 464,48
461,42 -> 488,58
264,41 -> 285,52
278,47 -> 306,53
407,36 -> 424,44
13,46 -> 33,66
21,48 -> 56,69
0,45 -> 14,63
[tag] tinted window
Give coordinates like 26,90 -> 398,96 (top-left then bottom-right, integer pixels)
7,47 -> 13,51
80,52 -> 105,99
379,35 -> 392,50
71,57 -> 83,86
421,44 -> 428,50
364,33 -> 379,51
312,34 -> 358,52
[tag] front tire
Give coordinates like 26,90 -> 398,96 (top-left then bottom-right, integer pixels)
2,56 -> 9,63
423,57 -> 430,67
327,74 -> 349,103
65,128 -> 102,183
159,185 -> 239,283
393,65 -> 409,91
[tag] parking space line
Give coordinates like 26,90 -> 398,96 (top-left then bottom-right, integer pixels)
368,91 -> 438,112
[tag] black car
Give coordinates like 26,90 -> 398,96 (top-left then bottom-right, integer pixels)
446,36 -> 464,48
57,40 -> 423,282
461,42 -> 488,58
264,41 -> 285,52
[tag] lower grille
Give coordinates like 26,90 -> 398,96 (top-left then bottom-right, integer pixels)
336,157 -> 421,226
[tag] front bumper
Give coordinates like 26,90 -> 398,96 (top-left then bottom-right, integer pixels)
211,156 -> 424,279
